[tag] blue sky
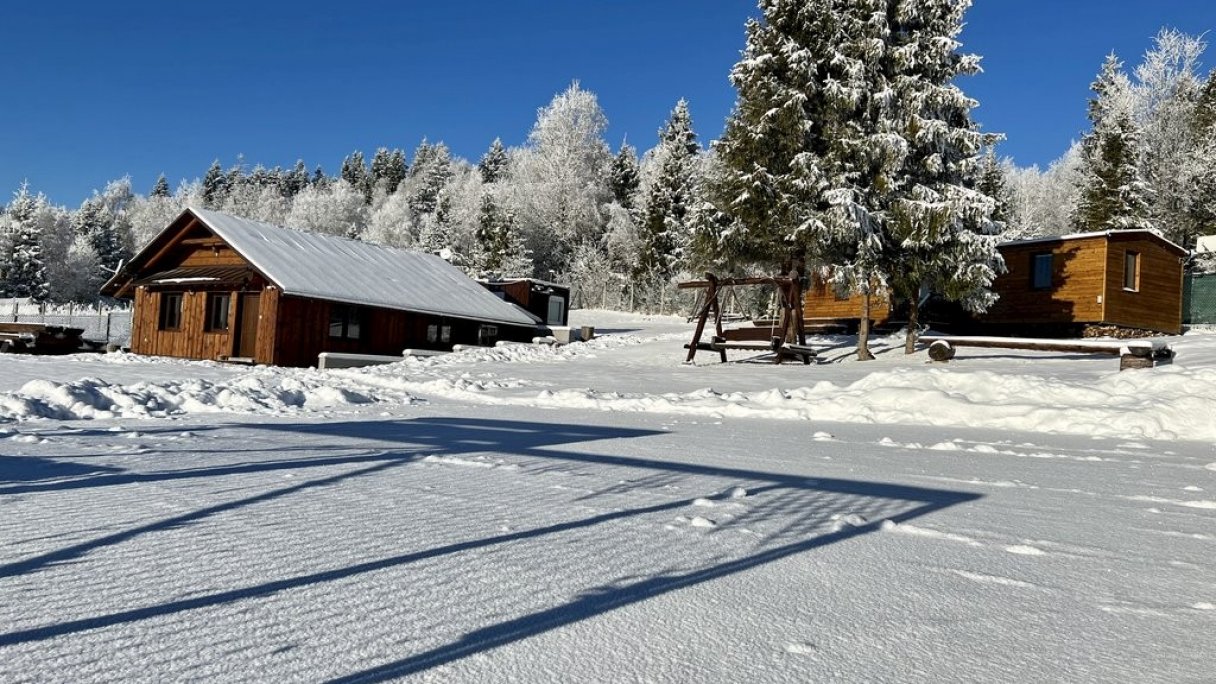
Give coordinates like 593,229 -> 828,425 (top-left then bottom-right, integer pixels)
2,1 -> 1214,206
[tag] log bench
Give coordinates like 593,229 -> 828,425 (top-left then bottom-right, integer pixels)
919,335 -> 1174,371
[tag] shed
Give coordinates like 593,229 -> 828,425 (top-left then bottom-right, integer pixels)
982,229 -> 1186,335
101,208 -> 541,366
479,278 -> 570,327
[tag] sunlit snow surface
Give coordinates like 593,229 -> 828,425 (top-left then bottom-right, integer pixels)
1,313 -> 1213,682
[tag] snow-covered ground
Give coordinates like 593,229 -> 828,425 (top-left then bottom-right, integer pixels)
2,311 -> 1213,682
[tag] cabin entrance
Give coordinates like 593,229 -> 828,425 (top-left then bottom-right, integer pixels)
235,293 -> 260,359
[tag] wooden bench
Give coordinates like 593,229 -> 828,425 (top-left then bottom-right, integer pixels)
684,336 -> 817,364
919,335 -> 1174,371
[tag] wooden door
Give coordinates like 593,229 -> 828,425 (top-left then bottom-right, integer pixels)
237,293 -> 260,359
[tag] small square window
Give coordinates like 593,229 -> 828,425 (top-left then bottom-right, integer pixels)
427,324 -> 438,343
328,304 -> 365,340
159,292 -> 183,330
1123,251 -> 1140,291
1031,253 -> 1053,290
205,293 -> 230,332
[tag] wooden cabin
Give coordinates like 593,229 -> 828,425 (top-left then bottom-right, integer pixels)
983,229 -> 1186,335
799,230 -> 1185,335
101,208 -> 541,367
801,273 -> 893,330
479,278 -> 570,327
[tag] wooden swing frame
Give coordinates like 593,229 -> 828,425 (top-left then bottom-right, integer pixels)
678,273 -> 813,364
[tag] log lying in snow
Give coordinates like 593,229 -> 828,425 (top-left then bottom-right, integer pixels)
919,335 -> 1174,371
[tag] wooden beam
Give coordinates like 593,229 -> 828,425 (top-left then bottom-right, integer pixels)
678,276 -> 797,289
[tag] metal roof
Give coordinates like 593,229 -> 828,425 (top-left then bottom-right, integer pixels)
999,229 -> 1187,255
186,209 -> 538,328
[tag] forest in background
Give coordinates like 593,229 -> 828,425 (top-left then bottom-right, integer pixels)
2,10 -> 1213,321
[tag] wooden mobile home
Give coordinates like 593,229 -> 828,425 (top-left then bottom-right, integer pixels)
797,230 -> 1185,335
101,208 -> 541,367
983,230 -> 1186,335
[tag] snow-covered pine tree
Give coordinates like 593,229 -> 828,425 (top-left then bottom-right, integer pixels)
74,197 -> 127,280
371,147 -> 407,194
873,0 -> 1004,354
151,174 -> 171,198
474,192 -> 531,276
609,143 -> 641,210
1074,54 -> 1152,232
340,150 -> 372,204
406,141 -> 454,215
283,160 -> 310,197
638,99 -> 701,281
3,185 -> 50,302
977,146 -> 1013,230
478,138 -> 510,184
201,160 -> 226,208
706,0 -> 1001,358
311,165 -> 329,189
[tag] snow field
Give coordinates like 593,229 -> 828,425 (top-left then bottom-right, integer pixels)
1,312 -> 1214,681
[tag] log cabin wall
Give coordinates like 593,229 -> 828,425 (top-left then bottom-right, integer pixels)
1101,235 -> 1184,334
271,295 -> 534,368
130,286 -> 241,361
985,236 -> 1107,327
802,276 -> 892,323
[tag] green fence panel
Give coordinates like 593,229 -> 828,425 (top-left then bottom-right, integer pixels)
1184,273 -> 1216,325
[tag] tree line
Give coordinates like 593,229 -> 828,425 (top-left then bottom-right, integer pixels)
2,1 -> 1208,359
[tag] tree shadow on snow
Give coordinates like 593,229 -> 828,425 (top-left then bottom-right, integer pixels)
0,417 -> 980,681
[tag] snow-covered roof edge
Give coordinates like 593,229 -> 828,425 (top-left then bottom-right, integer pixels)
999,229 -> 1187,255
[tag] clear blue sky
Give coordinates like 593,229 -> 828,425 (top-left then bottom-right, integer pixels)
2,1 -> 1214,206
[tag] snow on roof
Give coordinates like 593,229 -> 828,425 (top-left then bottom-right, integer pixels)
188,209 -> 538,328
999,229 -> 1186,254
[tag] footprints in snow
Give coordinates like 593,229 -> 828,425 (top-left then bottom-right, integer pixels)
671,487 -> 750,531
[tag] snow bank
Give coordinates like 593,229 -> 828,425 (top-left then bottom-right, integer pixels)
0,372 -> 405,423
487,366 -> 1216,442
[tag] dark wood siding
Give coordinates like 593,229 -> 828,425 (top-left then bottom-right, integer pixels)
1101,235 -> 1184,333
271,295 -> 534,368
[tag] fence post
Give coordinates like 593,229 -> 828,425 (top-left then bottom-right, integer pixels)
106,312 -> 112,344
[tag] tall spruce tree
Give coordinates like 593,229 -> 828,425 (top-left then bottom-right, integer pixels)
407,141 -> 454,215
151,174 -> 171,198
609,143 -> 641,209
201,160 -> 226,207
706,0 -> 1001,358
478,138 -> 510,184
340,150 -> 372,203
638,100 -> 700,280
3,185 -> 50,302
1074,54 -> 1152,232
371,147 -> 408,194
870,0 -> 1004,354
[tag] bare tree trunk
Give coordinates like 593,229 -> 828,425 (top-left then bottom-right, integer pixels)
857,289 -> 875,361
904,295 -> 920,355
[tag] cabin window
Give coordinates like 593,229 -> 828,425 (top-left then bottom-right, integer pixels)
440,325 -> 451,343
427,324 -> 438,343
1031,253 -> 1053,290
205,293 -> 230,332
1123,251 -> 1140,291
546,296 -> 565,325
328,304 -> 365,341
158,292 -> 183,330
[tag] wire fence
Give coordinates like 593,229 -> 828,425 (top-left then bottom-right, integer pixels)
3,299 -> 133,346
1184,273 -> 1216,326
